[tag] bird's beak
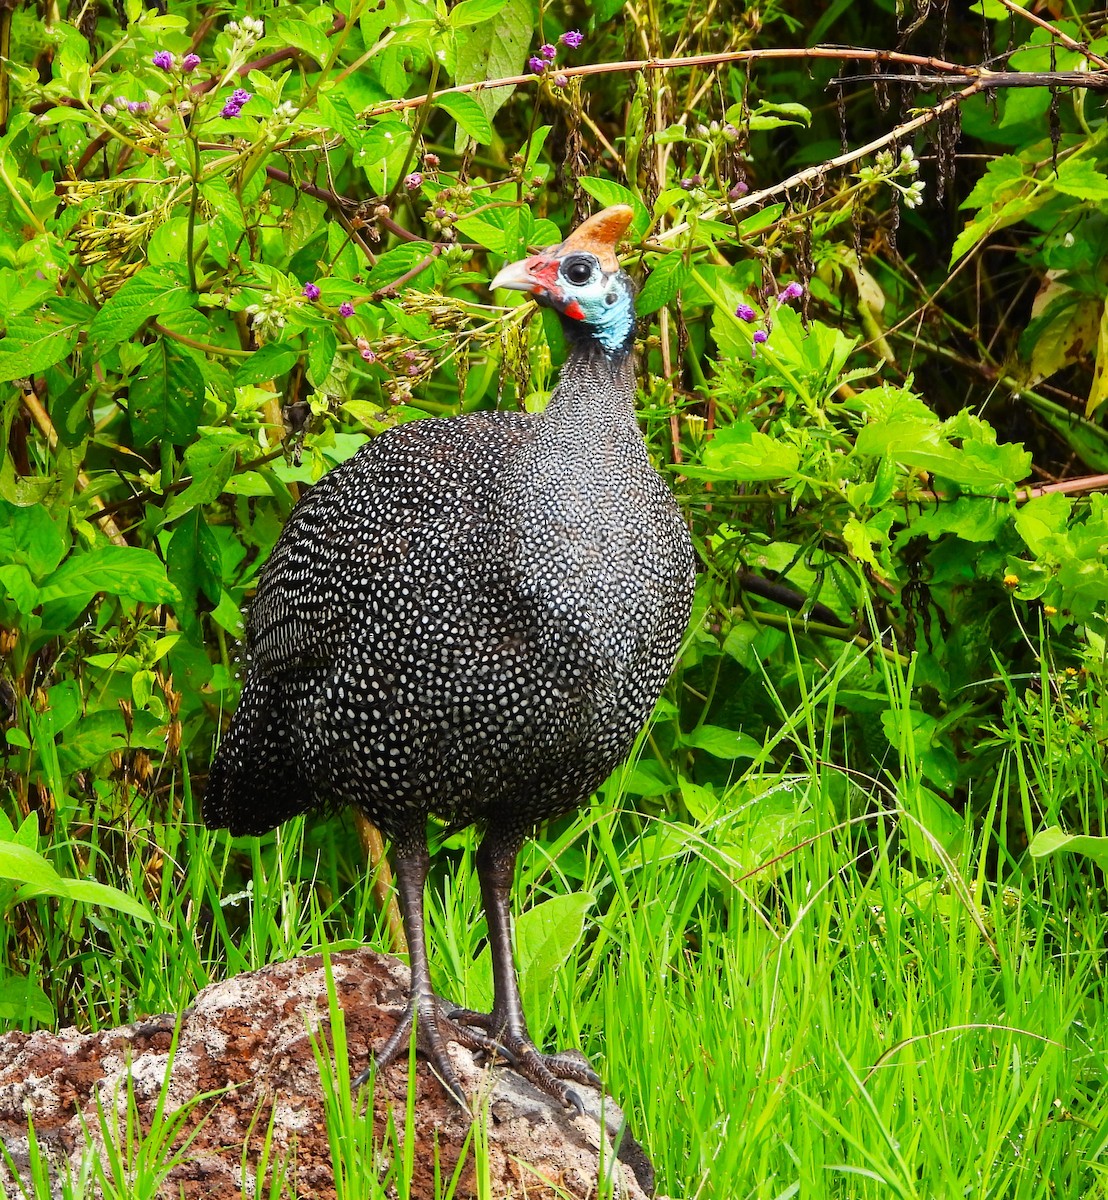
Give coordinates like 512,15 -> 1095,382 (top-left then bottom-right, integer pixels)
489,255 -> 562,297
489,258 -> 538,293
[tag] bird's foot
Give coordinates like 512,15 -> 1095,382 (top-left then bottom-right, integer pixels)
355,992 -> 505,1106
448,1005 -> 601,1112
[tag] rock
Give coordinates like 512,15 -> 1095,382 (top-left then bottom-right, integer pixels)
0,951 -> 657,1199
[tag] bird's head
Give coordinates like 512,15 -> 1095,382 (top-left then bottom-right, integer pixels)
490,205 -> 636,355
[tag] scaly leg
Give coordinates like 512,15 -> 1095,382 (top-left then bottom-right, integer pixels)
356,844 -> 499,1105
450,832 -> 601,1110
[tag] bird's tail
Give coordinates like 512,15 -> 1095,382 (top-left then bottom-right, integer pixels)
203,673 -> 311,837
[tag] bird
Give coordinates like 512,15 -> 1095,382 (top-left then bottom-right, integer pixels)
204,204 -> 696,1110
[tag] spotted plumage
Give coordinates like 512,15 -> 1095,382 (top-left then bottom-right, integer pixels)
204,205 -> 695,1109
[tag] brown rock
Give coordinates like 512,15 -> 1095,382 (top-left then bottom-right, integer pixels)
0,951 -> 657,1199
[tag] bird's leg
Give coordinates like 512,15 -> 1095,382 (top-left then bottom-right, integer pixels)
359,843 -> 496,1105
450,833 -> 601,1111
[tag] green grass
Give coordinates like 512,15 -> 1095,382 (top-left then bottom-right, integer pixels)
5,648 -> 1108,1199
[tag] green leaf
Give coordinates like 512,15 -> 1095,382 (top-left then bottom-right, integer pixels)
454,0 -> 532,124
854,419 -> 1026,490
698,423 -> 800,481
362,242 -> 436,293
38,547 -> 180,606
518,892 -> 594,1036
163,446 -> 239,524
0,840 -> 63,889
577,178 -> 650,238
449,0 -> 510,26
0,974 -> 54,1025
1050,157 -> 1108,202
234,344 -> 300,387
44,877 -> 153,922
0,310 -> 82,382
1029,825 -> 1108,870
273,17 -> 331,65
167,509 -> 223,642
434,92 -> 493,144
680,724 -> 762,759
308,327 -> 338,388
88,266 -> 197,353
0,500 -> 68,576
636,254 -> 689,315
128,340 -> 207,446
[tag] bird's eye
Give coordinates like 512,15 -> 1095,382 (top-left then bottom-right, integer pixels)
563,258 -> 594,286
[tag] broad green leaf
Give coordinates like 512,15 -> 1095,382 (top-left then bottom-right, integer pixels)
273,17 -> 331,65
1050,157 -> 1108,202
636,254 -> 689,316
450,0 -> 510,26
234,344 -> 300,388
854,420 -> 1024,489
128,340 -> 207,446
308,328 -> 338,388
43,877 -> 153,922
0,311 -> 82,382
38,547 -> 180,605
434,92 -> 493,144
454,0 -> 532,124
577,178 -> 650,238
1029,825 -> 1108,870
0,974 -> 54,1025
698,424 -> 800,481
0,500 -> 68,575
0,841 -> 63,888
88,266 -> 197,352
681,724 -> 762,759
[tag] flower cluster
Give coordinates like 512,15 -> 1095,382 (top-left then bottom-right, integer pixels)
404,171 -> 423,191
858,145 -> 925,210
225,15 -> 264,48
113,96 -> 151,115
244,294 -> 286,342
529,29 -> 583,82
355,337 -> 376,363
735,280 -> 806,357
151,50 -> 202,73
301,282 -> 321,301
221,88 -> 252,119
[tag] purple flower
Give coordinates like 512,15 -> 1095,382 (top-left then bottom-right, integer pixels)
751,329 -> 768,357
404,171 -> 423,190
182,53 -> 201,73
735,303 -> 757,322
127,100 -> 151,114
302,282 -> 321,301
339,301 -> 355,318
561,29 -> 584,48
728,180 -> 749,200
528,56 -> 547,74
361,348 -> 376,363
780,281 -> 805,302
220,89 -> 251,118
152,51 -> 174,70
540,43 -> 557,60
552,72 -> 569,88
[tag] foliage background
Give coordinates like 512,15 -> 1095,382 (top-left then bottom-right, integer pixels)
2,0 -> 1108,1195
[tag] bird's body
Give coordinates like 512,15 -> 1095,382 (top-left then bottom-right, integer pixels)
205,206 -> 695,1107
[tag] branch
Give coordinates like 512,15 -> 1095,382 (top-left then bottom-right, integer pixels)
363,44 -> 1108,117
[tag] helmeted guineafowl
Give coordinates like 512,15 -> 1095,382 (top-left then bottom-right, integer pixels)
204,204 -> 696,1109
